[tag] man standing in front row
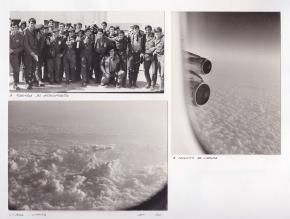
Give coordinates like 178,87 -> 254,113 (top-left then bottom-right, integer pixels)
80,28 -> 93,87
45,29 -> 64,84
23,18 -> 44,89
115,30 -> 128,87
154,27 -> 165,92
127,25 -> 145,88
63,30 -> 76,84
143,25 -> 156,89
93,29 -> 111,84
10,20 -> 23,90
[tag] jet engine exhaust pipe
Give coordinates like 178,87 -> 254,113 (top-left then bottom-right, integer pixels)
184,51 -> 212,106
190,80 -> 210,106
186,51 -> 212,75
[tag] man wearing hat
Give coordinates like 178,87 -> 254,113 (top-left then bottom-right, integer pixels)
10,20 -> 23,90
23,18 -> 43,89
153,27 -> 165,92
127,24 -> 145,88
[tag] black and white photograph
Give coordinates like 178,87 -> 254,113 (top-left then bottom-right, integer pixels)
8,101 -> 167,210
172,12 -> 281,154
9,11 -> 165,93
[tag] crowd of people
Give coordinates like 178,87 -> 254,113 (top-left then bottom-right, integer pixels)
9,18 -> 165,91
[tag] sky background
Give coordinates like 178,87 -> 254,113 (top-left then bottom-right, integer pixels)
10,11 -> 164,30
9,101 -> 167,146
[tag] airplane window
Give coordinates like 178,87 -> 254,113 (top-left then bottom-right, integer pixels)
182,12 -> 281,154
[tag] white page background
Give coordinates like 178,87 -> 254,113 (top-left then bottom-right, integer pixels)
1,0 -> 290,218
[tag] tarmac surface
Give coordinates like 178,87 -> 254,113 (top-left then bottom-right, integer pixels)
9,69 -> 162,93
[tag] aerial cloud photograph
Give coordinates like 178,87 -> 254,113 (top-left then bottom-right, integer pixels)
8,101 -> 167,210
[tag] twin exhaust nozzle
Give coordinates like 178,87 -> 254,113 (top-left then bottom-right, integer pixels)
185,51 -> 212,106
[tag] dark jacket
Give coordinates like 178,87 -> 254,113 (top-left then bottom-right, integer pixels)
80,37 -> 93,57
94,36 -> 111,56
44,36 -> 64,59
64,37 -> 76,56
115,36 -> 128,54
128,31 -> 145,54
23,28 -> 39,55
10,32 -> 23,55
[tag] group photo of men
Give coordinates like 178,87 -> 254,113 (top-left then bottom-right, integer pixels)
9,11 -> 165,92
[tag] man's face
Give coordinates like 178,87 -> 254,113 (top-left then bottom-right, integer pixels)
109,49 -> 115,57
76,24 -> 82,30
85,31 -> 91,37
109,28 -> 114,35
65,25 -> 69,31
28,21 -> 35,30
59,24 -> 64,32
53,31 -> 59,38
145,28 -> 152,35
69,32 -> 74,37
155,32 -> 161,39
43,28 -> 49,34
102,24 -> 107,30
10,25 -> 18,35
20,24 -> 26,30
133,28 -> 139,35
48,21 -> 54,27
97,32 -> 103,39
119,32 -> 124,40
